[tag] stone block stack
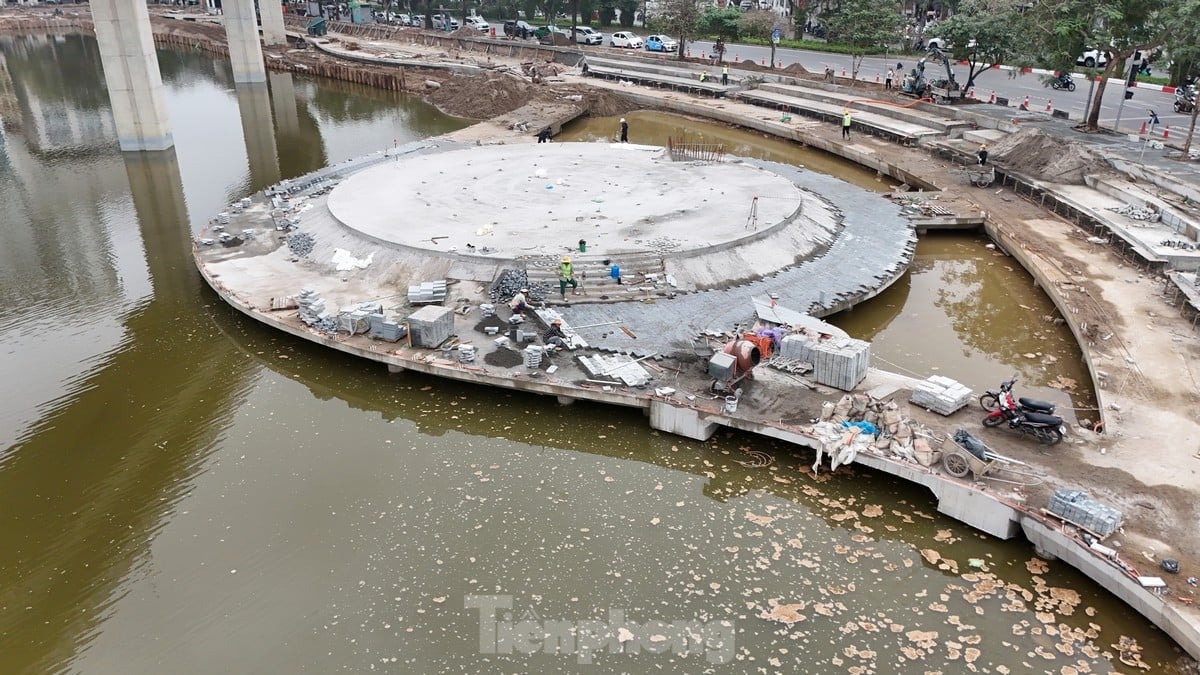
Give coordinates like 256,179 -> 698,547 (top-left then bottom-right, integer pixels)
368,312 -> 407,342
407,280 -> 447,305
407,305 -> 455,347
297,288 -> 336,332
779,333 -> 870,391
1047,489 -> 1123,537
909,375 -> 973,416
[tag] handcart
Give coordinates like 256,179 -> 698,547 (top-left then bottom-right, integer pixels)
962,164 -> 995,188
940,431 -> 1043,486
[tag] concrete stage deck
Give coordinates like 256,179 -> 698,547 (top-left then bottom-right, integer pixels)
326,143 -> 803,259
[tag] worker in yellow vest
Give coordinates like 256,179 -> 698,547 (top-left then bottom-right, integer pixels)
841,109 -> 852,140
558,255 -> 579,300
722,65 -> 729,85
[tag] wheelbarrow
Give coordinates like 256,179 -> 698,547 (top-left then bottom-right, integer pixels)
963,164 -> 995,188
939,433 -> 1043,486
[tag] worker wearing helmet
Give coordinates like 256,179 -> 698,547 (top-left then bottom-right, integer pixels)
543,317 -> 570,350
510,288 -> 529,316
977,143 -> 989,166
558,255 -> 578,300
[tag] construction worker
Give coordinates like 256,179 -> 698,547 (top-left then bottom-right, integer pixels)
510,288 -> 529,316
977,143 -> 989,166
721,65 -> 729,85
558,256 -> 578,299
543,318 -> 570,350
841,109 -> 852,139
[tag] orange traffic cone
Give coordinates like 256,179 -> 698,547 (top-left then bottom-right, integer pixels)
988,90 -> 996,104
1163,126 -> 1170,139
968,86 -> 975,98
1045,99 -> 1052,112
1139,120 -> 1147,136
1021,95 -> 1030,110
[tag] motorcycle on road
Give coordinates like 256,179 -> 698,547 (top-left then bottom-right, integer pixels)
1050,74 -> 1077,92
1175,86 -> 1197,114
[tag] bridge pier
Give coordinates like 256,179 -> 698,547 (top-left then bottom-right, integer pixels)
260,0 -> 287,46
223,0 -> 267,83
91,0 -> 173,151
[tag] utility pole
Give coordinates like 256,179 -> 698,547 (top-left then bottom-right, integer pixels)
1112,58 -> 1137,134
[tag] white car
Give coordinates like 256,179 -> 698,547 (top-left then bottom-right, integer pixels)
1076,48 -> 1109,68
573,26 -> 603,45
464,16 -> 490,32
610,31 -> 644,49
924,36 -> 949,50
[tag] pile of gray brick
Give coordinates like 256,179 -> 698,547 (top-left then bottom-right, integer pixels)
1047,489 -> 1123,537
338,310 -> 372,335
408,280 -> 447,305
407,305 -> 455,347
909,375 -> 973,416
578,354 -> 651,387
778,333 -> 870,391
298,288 -> 336,332
368,313 -> 407,342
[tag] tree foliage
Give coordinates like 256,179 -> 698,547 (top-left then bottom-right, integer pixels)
820,0 -> 905,82
698,7 -> 743,42
656,0 -> 705,60
1026,0 -> 1167,129
1159,0 -> 1200,154
737,10 -> 778,68
938,0 -> 1029,88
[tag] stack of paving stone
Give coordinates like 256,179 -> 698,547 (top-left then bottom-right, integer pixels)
337,310 -> 372,335
1047,489 -> 1123,537
407,305 -> 454,347
368,313 -> 407,342
779,333 -> 870,391
297,288 -> 334,331
578,354 -> 650,387
407,280 -> 447,305
909,375 -> 973,416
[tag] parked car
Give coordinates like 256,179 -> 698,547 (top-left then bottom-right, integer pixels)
390,13 -> 411,25
610,31 -> 644,49
504,19 -> 535,38
464,16 -> 490,32
923,36 -> 949,50
410,15 -> 425,26
573,26 -> 603,45
645,34 -> 678,52
1076,47 -> 1109,68
535,25 -> 571,43
432,14 -> 460,30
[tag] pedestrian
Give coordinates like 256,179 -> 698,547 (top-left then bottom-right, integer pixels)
976,143 -> 988,166
558,256 -> 579,300
543,318 -> 571,350
619,117 -> 628,143
537,127 -> 551,143
509,288 -> 529,316
885,67 -> 894,90
722,65 -> 729,86
1008,67 -> 1017,79
841,109 -> 852,139
896,61 -> 903,73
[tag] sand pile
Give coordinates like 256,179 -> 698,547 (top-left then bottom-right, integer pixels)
988,127 -> 1109,185
425,73 -> 536,119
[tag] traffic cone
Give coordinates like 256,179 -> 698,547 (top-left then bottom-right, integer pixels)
1163,126 -> 1170,139
875,73 -> 880,83
841,67 -> 846,77
1139,120 -> 1147,136
988,90 -> 996,104
1045,99 -> 1052,112
968,86 -> 975,98
1013,116 -> 1019,126
1021,95 -> 1029,110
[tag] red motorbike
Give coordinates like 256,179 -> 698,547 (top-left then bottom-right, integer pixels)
982,388 -> 1066,445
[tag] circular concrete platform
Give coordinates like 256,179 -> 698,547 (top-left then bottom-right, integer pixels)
326,143 -> 805,259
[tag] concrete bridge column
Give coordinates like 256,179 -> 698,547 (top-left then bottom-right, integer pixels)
260,0 -> 287,46
90,0 -> 173,151
223,0 -> 267,83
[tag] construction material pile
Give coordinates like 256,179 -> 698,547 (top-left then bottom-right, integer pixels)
1047,489 -> 1123,537
408,280 -> 447,305
297,288 -> 337,333
407,305 -> 455,347
779,333 -> 870,391
988,128 -> 1108,185
490,269 -> 551,304
910,375 -> 973,416
808,393 -> 938,472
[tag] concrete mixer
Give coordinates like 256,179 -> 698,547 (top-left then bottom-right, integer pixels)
707,333 -> 773,393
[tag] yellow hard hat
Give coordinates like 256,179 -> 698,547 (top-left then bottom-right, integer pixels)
552,318 -> 563,325
562,255 -> 571,263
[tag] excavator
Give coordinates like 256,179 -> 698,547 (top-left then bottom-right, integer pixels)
900,46 -> 964,104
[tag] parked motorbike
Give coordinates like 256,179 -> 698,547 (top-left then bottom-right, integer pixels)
982,386 -> 1066,445
979,375 -> 1057,415
1050,74 -> 1076,92
1175,86 -> 1197,114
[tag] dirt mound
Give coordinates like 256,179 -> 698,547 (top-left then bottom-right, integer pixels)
425,73 -> 537,119
988,127 -> 1109,185
579,88 -> 637,117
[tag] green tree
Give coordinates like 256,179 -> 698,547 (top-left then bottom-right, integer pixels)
1159,0 -> 1200,155
698,6 -> 742,44
1026,0 -> 1166,131
937,0 -> 1028,88
737,10 -> 778,68
821,0 -> 905,83
616,0 -> 639,26
656,0 -> 705,60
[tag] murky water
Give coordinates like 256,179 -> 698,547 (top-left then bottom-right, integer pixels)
0,36 -> 1188,672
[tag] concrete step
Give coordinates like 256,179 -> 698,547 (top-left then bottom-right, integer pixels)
756,81 -> 968,134
736,90 -> 942,143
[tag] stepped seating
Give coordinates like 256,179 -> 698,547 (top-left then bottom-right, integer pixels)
755,81 -> 970,134
736,88 -> 942,145
524,251 -> 667,300
583,56 -> 733,97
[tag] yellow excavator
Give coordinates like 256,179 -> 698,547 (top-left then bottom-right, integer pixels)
900,46 -> 964,104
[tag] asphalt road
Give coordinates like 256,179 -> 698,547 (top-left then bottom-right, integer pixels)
592,35 -> 1193,137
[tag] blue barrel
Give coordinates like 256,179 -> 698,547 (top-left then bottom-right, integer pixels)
610,264 -> 620,280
